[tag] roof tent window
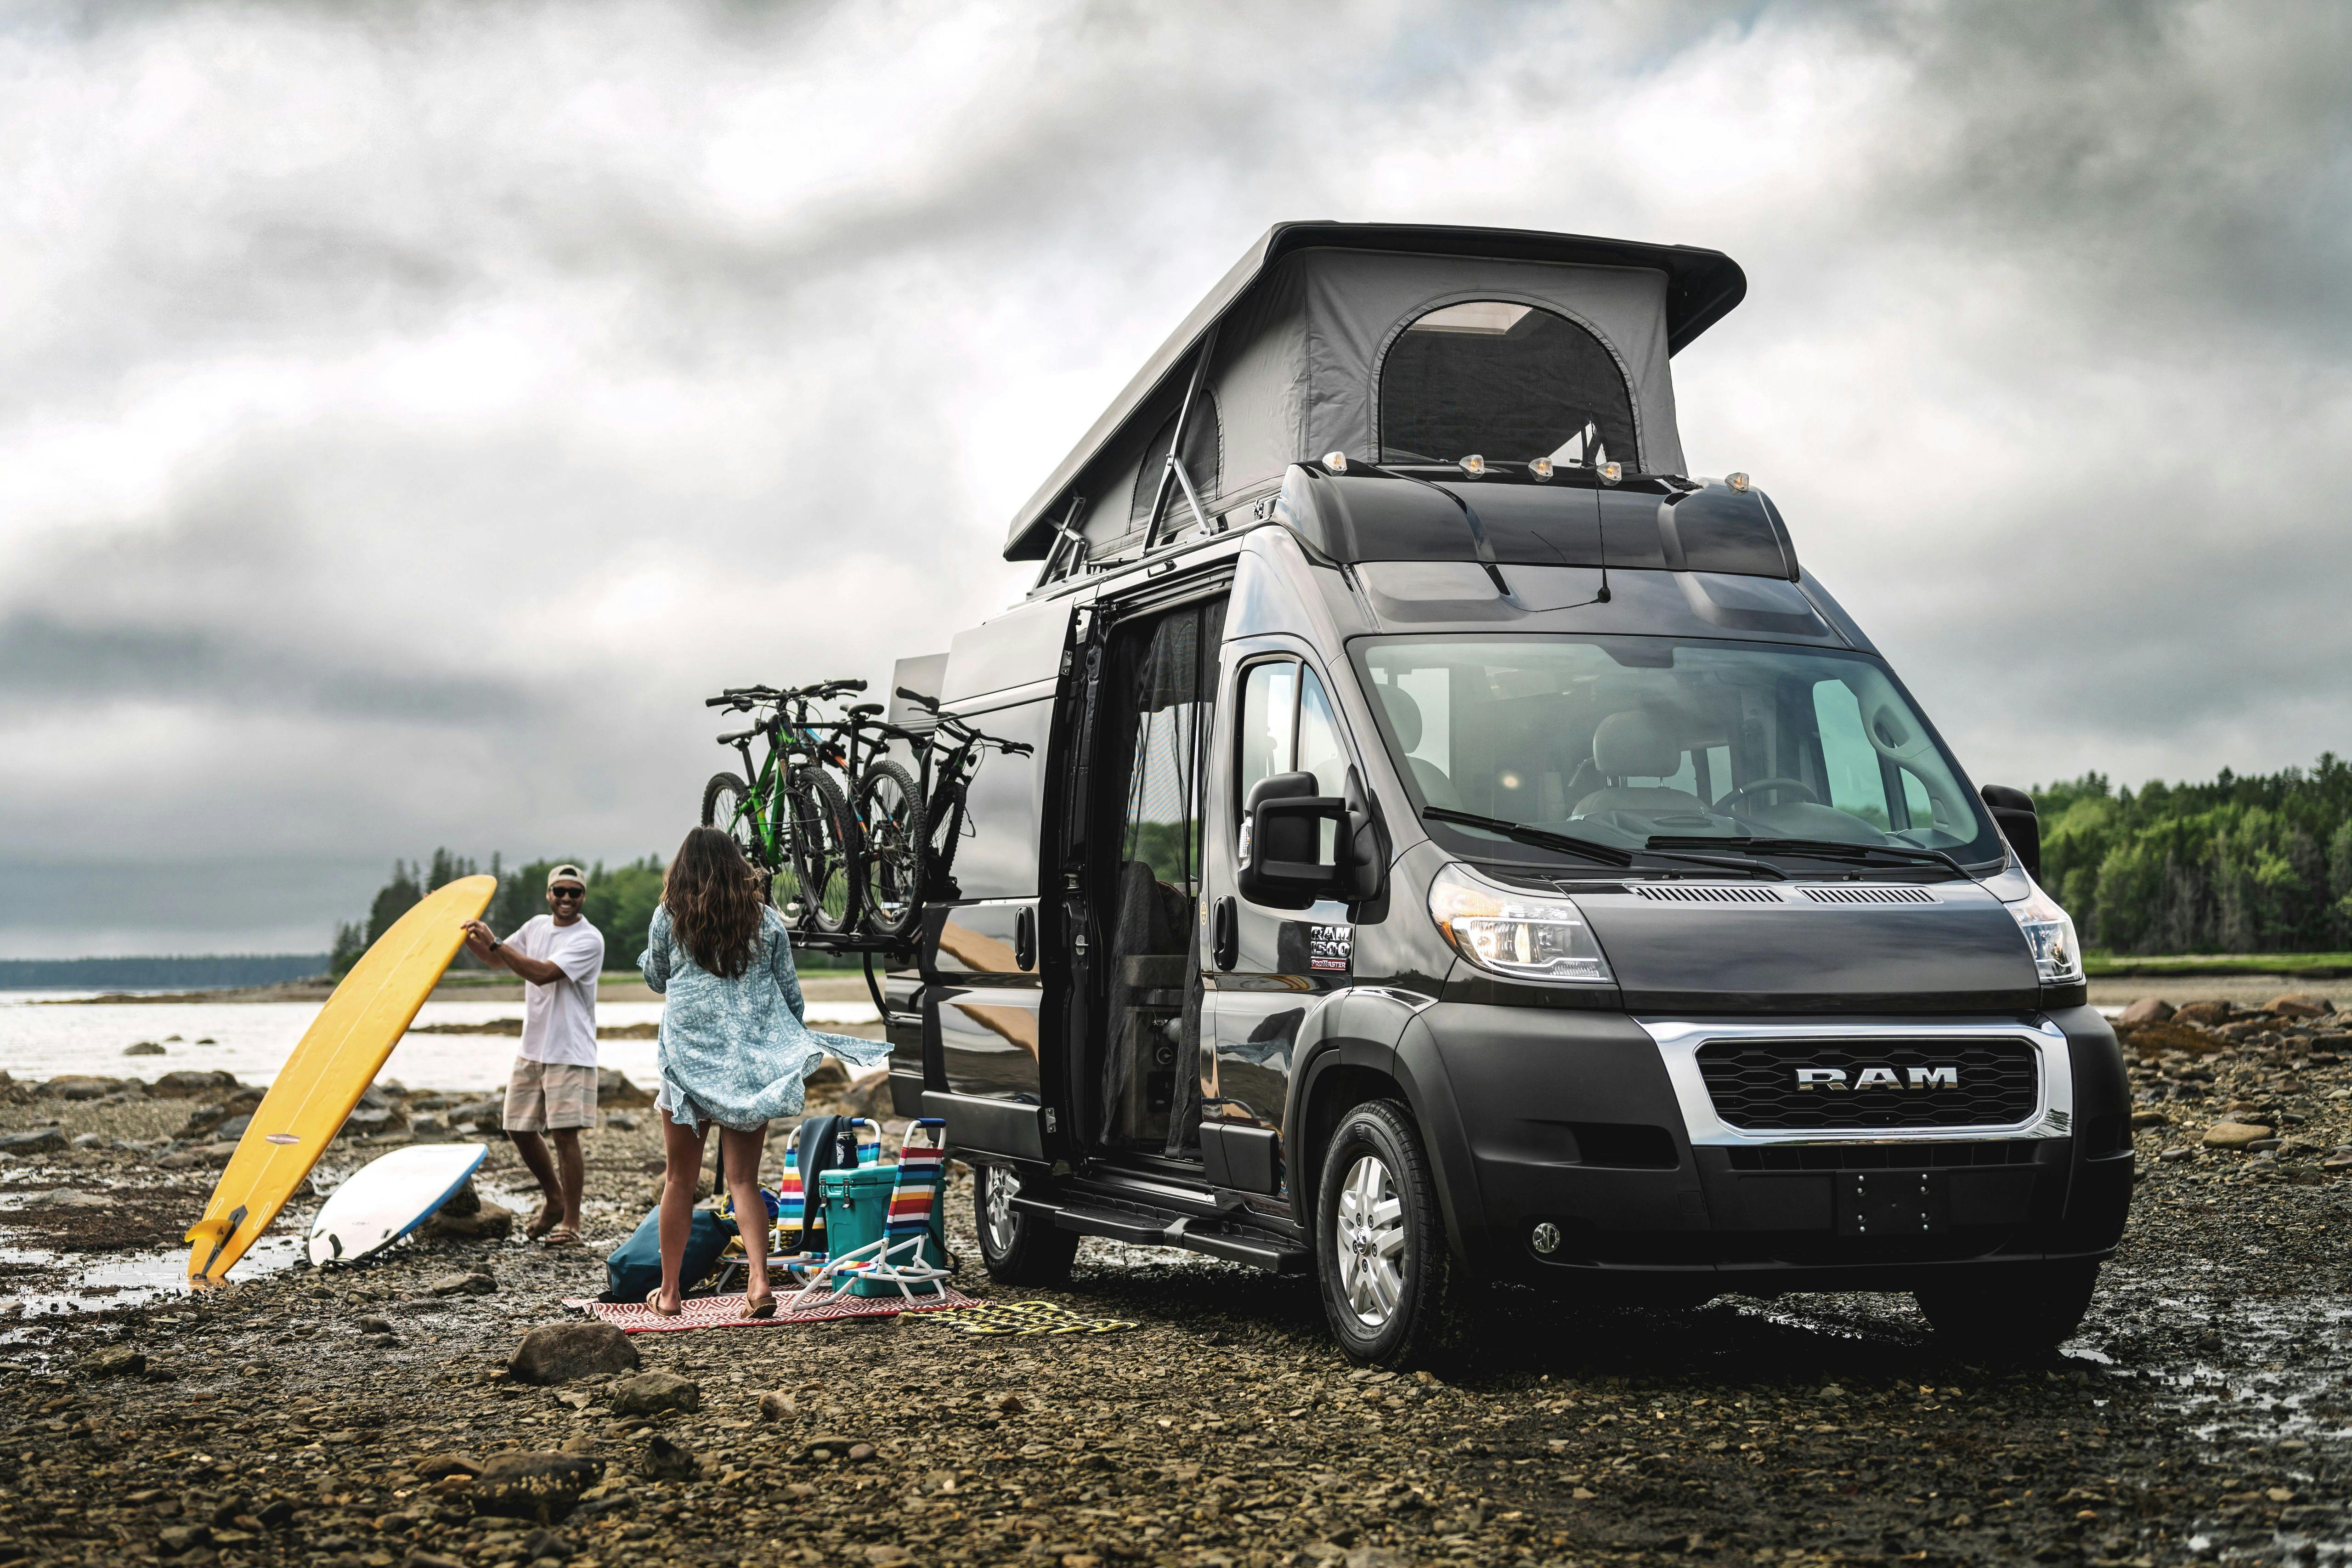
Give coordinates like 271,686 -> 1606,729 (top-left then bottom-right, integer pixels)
1380,300 -> 1639,471
1128,391 -> 1222,528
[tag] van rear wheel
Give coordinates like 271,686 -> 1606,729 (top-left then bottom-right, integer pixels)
1913,1259 -> 2100,1358
973,1166 -> 1077,1285
1315,1100 -> 1462,1368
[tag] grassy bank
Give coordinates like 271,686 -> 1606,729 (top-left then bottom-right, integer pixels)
2083,951 -> 2352,979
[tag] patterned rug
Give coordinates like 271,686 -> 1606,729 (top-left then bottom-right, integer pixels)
564,1285 -> 978,1334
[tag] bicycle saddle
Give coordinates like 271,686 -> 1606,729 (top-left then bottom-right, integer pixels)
848,702 -> 884,718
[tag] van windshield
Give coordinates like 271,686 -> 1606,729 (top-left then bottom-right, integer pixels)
1357,635 -> 2006,870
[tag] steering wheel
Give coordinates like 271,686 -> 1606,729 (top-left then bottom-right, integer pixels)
1718,777 -> 1820,812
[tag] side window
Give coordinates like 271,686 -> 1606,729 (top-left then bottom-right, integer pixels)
1297,669 -> 1347,860
1235,660 -> 1298,831
1810,680 -> 1893,829
946,699 -> 1050,898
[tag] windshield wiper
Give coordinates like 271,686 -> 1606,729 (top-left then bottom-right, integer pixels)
1424,807 -> 1631,866
1425,808 -> 1784,879
1646,835 -> 1971,880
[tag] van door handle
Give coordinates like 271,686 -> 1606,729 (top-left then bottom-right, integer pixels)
1014,906 -> 1036,972
1212,897 -> 1238,971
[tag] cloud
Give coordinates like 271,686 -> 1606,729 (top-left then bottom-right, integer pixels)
0,0 -> 2346,951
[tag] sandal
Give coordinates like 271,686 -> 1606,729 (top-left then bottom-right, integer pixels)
525,1207 -> 560,1241
741,1291 -> 778,1320
643,1287 -> 682,1318
543,1226 -> 582,1248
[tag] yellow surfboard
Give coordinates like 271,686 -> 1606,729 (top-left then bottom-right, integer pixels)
185,874 -> 498,1286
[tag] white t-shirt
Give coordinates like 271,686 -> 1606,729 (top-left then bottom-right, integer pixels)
504,914 -> 605,1066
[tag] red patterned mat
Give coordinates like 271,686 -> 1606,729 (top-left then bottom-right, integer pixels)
563,1286 -> 977,1334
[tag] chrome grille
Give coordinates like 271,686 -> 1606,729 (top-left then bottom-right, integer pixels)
1796,885 -> 1938,905
1695,1036 -> 2039,1131
1629,883 -> 1784,904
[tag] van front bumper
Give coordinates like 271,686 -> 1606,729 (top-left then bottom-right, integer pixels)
1398,1001 -> 2134,1289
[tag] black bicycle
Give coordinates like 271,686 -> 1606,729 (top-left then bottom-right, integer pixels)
699,680 -> 865,933
851,688 -> 1035,940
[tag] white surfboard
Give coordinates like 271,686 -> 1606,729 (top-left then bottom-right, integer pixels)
307,1143 -> 489,1267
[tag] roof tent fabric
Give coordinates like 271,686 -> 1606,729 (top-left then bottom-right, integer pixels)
1005,222 -> 1745,561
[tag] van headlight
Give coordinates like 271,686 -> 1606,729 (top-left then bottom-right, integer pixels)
1428,863 -> 1613,984
2007,887 -> 2084,985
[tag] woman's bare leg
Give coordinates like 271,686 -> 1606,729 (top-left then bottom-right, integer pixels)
655,1114 -> 709,1313
720,1124 -> 772,1308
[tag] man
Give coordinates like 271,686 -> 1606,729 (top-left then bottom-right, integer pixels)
462,864 -> 604,1246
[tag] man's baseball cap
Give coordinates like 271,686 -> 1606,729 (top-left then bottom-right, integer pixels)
546,864 -> 588,890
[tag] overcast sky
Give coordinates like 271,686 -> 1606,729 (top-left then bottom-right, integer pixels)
3,0 -> 2347,957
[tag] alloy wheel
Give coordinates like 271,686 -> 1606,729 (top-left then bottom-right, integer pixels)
984,1167 -> 1022,1254
1334,1152 -> 1406,1328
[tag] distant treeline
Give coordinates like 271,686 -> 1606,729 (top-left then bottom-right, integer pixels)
0,954 -> 330,991
2037,754 -> 2352,955
332,850 -> 666,978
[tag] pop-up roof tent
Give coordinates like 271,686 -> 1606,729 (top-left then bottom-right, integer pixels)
1005,221 -> 1747,566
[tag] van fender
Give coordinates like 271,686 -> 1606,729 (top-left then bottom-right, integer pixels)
1283,989 -> 1485,1269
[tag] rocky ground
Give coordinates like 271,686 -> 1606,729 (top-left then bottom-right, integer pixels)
1,992 -> 2350,1567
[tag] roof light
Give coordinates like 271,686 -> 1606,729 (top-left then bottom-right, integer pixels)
1597,461 -> 1622,485
1725,471 -> 1750,492
1458,454 -> 1485,477
1527,458 -> 1554,481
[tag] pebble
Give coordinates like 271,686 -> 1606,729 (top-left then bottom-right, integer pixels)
82,1345 -> 147,1378
758,1390 -> 796,1420
123,1041 -> 167,1057
429,1269 -> 498,1297
2203,1121 -> 2273,1149
642,1434 -> 698,1481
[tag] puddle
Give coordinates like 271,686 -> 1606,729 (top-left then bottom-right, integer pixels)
0,1232 -> 309,1336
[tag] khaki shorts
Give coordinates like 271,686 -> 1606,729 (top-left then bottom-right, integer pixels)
504,1059 -> 599,1132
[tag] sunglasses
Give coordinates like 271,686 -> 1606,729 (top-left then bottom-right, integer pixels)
549,885 -> 585,898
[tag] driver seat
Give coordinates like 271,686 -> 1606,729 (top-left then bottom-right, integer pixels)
1571,710 -> 1702,817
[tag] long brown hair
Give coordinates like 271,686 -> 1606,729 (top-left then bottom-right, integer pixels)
663,826 -> 765,979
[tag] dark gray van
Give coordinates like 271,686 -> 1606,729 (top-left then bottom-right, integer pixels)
880,222 -> 2131,1366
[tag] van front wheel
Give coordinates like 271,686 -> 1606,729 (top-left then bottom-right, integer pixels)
1315,1100 -> 1462,1368
973,1165 -> 1077,1286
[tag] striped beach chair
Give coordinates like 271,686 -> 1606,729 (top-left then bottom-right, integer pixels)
782,1119 -> 953,1311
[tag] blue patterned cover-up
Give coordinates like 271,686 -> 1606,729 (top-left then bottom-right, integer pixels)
639,903 -> 892,1132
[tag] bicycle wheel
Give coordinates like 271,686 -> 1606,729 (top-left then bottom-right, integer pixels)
702,771 -> 797,912
856,760 -> 927,939
790,767 -> 861,935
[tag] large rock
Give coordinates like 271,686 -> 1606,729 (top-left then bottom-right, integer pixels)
2203,1121 -> 2273,1149
2173,1001 -> 2233,1027
123,1041 -> 167,1057
38,1075 -> 133,1100
149,1069 -> 241,1098
447,1097 -> 503,1128
597,1069 -> 655,1108
509,1322 -> 639,1385
0,1071 -> 30,1106
2115,998 -> 2174,1028
2267,993 -> 2333,1019
2119,1020 -> 2222,1057
801,1058 -> 853,1100
608,1372 -> 700,1417
470,1452 -> 602,1522
83,1345 -> 147,1379
425,1200 -> 514,1241
0,1127 -> 66,1155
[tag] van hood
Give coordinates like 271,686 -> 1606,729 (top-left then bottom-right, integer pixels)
1572,880 -> 2041,1014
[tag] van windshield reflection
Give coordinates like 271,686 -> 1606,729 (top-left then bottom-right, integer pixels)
1358,635 -> 2003,870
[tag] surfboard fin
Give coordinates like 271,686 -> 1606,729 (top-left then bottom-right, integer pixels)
187,1204 -> 248,1282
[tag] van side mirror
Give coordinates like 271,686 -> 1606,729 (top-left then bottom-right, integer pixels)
1979,784 -> 2041,879
1238,772 -> 1344,909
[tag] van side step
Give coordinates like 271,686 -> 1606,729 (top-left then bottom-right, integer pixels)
1012,1197 -> 1310,1274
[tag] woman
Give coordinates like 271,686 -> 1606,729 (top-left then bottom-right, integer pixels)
639,826 -> 891,1315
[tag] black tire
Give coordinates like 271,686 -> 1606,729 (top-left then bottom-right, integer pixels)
1914,1259 -> 2100,1359
973,1165 -> 1077,1285
1314,1100 -> 1464,1368
790,767 -> 861,935
702,771 -> 798,912
856,760 -> 927,940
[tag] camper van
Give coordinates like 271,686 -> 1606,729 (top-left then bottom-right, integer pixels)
878,222 -> 2131,1366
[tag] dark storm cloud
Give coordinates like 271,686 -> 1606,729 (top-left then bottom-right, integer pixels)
0,0 -> 2344,953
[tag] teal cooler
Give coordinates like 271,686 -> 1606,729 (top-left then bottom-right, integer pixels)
817,1163 -> 943,1299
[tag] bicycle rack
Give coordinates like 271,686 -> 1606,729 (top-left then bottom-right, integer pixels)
786,928 -> 920,1018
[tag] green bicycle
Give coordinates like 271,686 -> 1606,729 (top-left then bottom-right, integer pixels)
700,680 -> 865,931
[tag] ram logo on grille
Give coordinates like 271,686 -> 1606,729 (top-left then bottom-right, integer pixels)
1794,1065 -> 1960,1091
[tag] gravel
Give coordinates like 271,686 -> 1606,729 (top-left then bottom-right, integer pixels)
1,1003 -> 2348,1565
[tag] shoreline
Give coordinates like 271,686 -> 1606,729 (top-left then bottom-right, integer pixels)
31,973 -> 878,1008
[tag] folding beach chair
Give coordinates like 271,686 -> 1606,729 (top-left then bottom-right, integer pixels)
712,1115 -> 882,1294
781,1118 -> 952,1311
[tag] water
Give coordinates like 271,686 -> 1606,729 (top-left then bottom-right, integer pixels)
0,992 -> 880,1093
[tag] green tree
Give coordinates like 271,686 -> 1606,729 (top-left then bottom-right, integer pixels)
328,921 -> 367,978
